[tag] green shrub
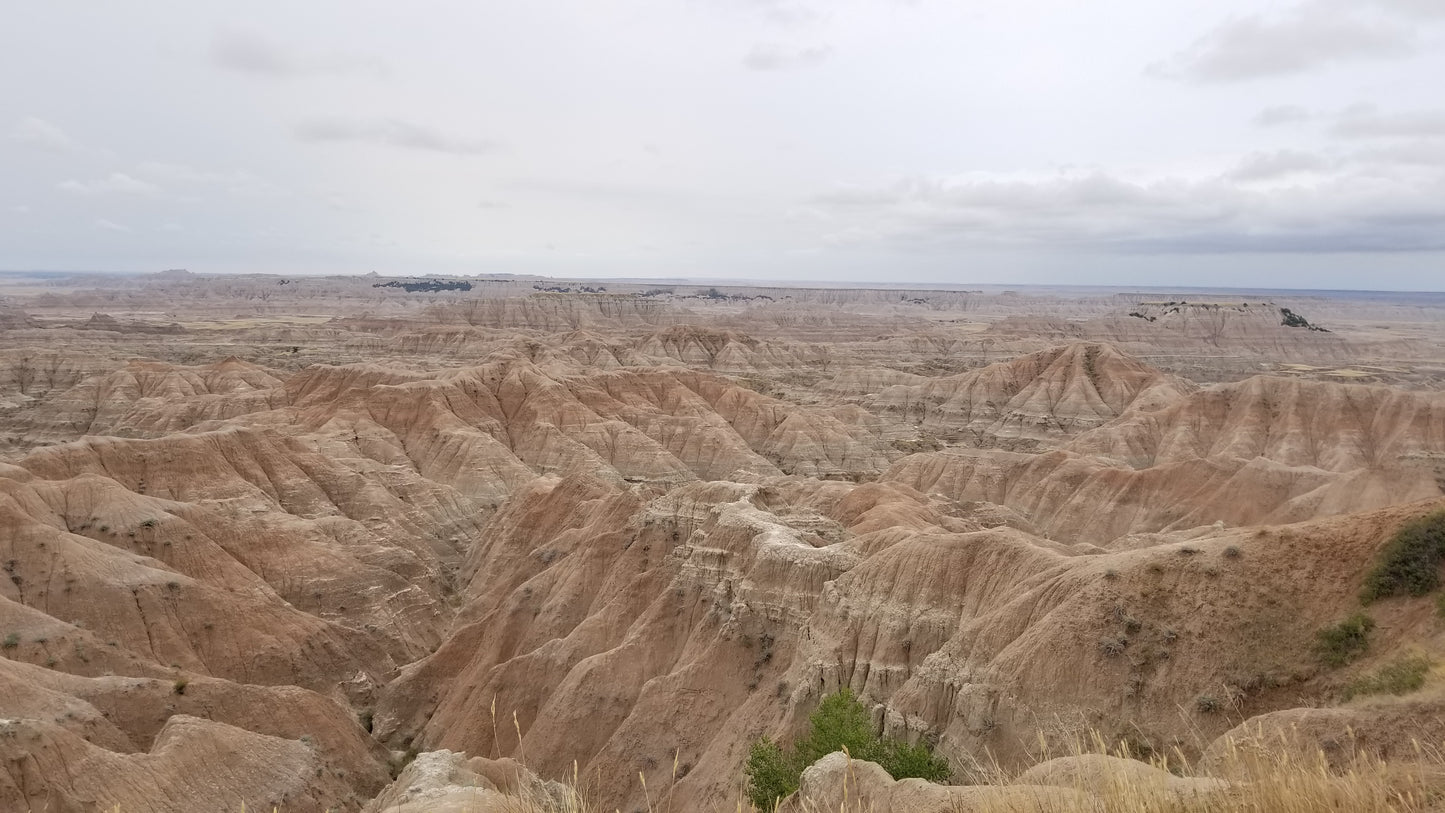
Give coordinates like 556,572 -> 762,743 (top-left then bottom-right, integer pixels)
1,632 -> 18,650
1360,511 -> 1445,603
744,738 -> 796,811
1343,655 -> 1430,700
879,738 -> 950,782
744,688 -> 950,811
792,689 -> 881,768
1314,613 -> 1376,667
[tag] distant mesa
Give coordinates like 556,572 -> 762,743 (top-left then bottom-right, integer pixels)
75,312 -> 185,334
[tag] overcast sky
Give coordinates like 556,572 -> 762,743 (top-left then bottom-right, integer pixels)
4,1 -> 1444,289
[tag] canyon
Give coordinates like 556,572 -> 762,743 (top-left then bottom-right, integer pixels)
2,271 -> 1444,811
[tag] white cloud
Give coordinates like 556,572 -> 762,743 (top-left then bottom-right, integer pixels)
10,117 -> 80,152
12,204 -> 32,215
57,173 -> 162,196
95,218 -> 132,233
133,161 -> 284,197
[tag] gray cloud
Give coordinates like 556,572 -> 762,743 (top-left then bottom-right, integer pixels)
744,42 -> 832,70
1353,140 -> 1445,168
211,27 -> 387,78
293,118 -> 496,155
1152,3 -> 1415,82
729,0 -> 824,26
804,163 -> 1445,255
1366,0 -> 1445,19
94,218 -> 132,233
1226,149 -> 1331,181
1254,104 -> 1313,126
10,117 -> 80,152
1332,104 -> 1445,139
7,1 -> 1443,288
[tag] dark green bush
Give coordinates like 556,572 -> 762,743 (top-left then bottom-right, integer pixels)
1360,511 -> 1445,603
744,688 -> 950,811
879,738 -> 950,782
1314,612 -> 1375,667
791,689 -> 880,768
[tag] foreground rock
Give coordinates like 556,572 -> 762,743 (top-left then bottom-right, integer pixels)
363,751 -> 578,813
780,751 -> 1087,812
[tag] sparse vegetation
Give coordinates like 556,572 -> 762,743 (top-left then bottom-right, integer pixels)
743,688 -> 949,810
1360,510 -> 1445,603
1314,612 -> 1375,667
373,278 -> 473,293
535,728 -> 1445,813
173,677 -> 188,695
2,632 -> 18,650
1343,654 -> 1430,700
1279,306 -> 1329,331
1099,635 -> 1128,656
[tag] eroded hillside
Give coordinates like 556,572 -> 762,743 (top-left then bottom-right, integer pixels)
2,272 -> 1445,811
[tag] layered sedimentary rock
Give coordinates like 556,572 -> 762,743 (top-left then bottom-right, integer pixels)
885,375 -> 1445,543
3,270 -> 1445,812
868,343 -> 1193,449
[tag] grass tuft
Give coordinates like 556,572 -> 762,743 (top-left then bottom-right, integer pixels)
1314,612 -> 1375,667
1343,654 -> 1431,700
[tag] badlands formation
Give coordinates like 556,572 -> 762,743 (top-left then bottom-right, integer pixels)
1,271 -> 1444,811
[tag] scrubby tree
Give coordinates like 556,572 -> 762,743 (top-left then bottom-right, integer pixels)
744,688 -> 950,811
1361,511 -> 1445,602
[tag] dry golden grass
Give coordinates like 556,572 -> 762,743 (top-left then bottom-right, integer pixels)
98,729 -> 1445,812
763,730 -> 1445,813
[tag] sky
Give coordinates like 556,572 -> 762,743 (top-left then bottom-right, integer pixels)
3,1 -> 1444,289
